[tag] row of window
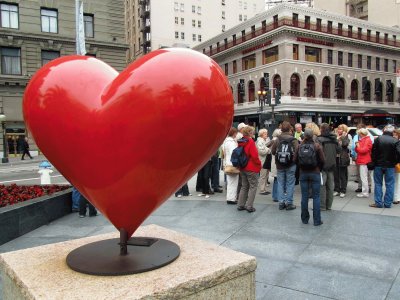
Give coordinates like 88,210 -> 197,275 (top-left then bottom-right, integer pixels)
0,47 -> 95,75
174,32 -> 202,42
224,45 -> 398,74
174,17 -> 202,28
0,3 -> 94,37
173,3 -> 201,14
235,74 -> 396,103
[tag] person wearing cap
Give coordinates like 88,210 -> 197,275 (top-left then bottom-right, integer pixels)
370,125 -> 400,208
236,122 -> 247,140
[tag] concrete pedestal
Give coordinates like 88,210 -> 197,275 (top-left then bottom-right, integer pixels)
0,225 -> 256,299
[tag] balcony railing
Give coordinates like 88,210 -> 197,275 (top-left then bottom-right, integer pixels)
204,18 -> 398,57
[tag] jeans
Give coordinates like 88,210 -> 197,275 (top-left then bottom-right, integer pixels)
238,171 -> 259,208
374,167 -> 395,207
277,164 -> 296,205
211,155 -> 220,189
300,172 -> 321,225
272,177 -> 278,201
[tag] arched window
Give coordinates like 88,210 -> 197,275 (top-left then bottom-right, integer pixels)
306,75 -> 315,97
237,83 -> 244,103
273,74 -> 281,91
363,81 -> 371,101
248,81 -> 255,102
350,80 -> 358,100
375,79 -> 382,102
259,77 -> 267,92
290,73 -> 300,96
336,78 -> 345,100
322,76 -> 330,98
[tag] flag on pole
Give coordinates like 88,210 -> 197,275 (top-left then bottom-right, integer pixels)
75,0 -> 86,55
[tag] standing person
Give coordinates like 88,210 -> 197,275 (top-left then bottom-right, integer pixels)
268,128 -> 281,202
351,123 -> 374,193
317,123 -> 340,210
370,125 -> 400,207
175,183 -> 191,198
294,128 -> 325,226
79,192 -> 98,218
333,124 -> 351,198
294,123 -> 304,186
235,123 -> 247,200
305,122 -> 321,141
393,128 -> 400,205
237,126 -> 262,213
197,158 -> 213,199
271,121 -> 298,210
257,128 -> 271,195
355,128 -> 373,198
21,137 -> 33,160
222,127 -> 239,204
211,152 -> 223,193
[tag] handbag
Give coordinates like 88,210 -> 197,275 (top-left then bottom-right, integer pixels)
224,165 -> 240,174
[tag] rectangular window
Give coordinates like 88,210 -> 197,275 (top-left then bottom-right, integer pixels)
338,23 -> 343,35
358,54 -> 362,68
1,3 -> 18,29
180,3 -> 184,12
192,34 -> 196,41
384,59 -> 388,72
192,19 -> 195,27
338,51 -> 343,66
367,56 -> 371,69
243,15 -> 247,21
198,20 -> 201,28
348,25 -> 352,37
316,18 -> 321,31
251,25 -> 255,37
242,54 -> 256,70
197,6 -> 201,14
293,44 -> 299,60
192,5 -> 195,13
367,29 -> 371,41
263,46 -> 278,64
175,31 -> 178,39
180,18 -> 184,25
327,21 -> 332,33
222,11 -> 225,19
348,53 -> 353,67
174,2 -> 179,11
376,31 -> 380,43
224,63 -> 228,75
41,50 -> 59,66
376,57 -> 380,71
239,14 -> 242,21
384,33 -> 388,44
1,47 -> 21,74
394,60 -> 397,73
198,34 -> 202,42
305,46 -> 321,63
305,16 -> 310,29
328,49 -> 333,64
222,24 -> 225,32
273,14 -> 278,28
84,14 -> 94,38
41,8 -> 58,33
222,0 -> 225,5
181,32 -> 184,40
233,60 -> 237,73
292,13 -> 298,27
175,17 -> 179,24
358,27 -> 362,39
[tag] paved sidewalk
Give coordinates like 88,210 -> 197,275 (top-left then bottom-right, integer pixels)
1,173 -> 400,299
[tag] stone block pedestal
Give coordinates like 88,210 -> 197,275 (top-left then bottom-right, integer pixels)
0,225 -> 256,299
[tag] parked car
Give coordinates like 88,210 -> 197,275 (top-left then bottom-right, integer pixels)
347,127 -> 382,139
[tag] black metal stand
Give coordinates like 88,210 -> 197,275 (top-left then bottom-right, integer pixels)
66,228 -> 180,276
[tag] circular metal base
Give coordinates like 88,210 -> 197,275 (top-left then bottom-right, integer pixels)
66,237 -> 180,276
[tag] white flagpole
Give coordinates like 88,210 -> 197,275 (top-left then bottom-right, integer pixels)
75,0 -> 86,55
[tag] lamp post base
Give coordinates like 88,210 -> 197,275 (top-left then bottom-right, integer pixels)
2,157 -> 8,163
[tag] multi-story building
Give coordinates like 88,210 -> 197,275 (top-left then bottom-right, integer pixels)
125,0 -> 265,62
266,0 -> 313,9
314,0 -> 400,27
0,0 -> 128,158
193,3 -> 400,128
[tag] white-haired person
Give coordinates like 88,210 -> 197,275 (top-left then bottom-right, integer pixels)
222,127 -> 239,205
256,128 -> 271,195
355,128 -> 373,198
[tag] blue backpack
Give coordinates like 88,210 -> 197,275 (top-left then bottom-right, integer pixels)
231,139 -> 249,168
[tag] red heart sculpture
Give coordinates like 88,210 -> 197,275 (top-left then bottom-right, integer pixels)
23,49 -> 233,238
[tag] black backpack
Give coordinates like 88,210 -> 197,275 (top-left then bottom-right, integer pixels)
276,138 -> 295,166
231,139 -> 249,168
298,143 -> 318,169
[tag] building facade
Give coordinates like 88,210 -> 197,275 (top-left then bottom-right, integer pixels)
314,0 -> 400,27
193,3 -> 400,129
0,0 -> 128,158
125,0 -> 265,63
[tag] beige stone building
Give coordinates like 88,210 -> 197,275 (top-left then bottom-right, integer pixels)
193,3 -> 400,128
314,0 -> 400,27
125,0 -> 266,63
0,0 -> 128,159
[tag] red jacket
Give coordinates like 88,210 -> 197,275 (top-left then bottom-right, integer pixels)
238,137 -> 262,173
355,135 -> 372,165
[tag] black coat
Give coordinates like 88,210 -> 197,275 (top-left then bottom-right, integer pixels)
372,132 -> 400,168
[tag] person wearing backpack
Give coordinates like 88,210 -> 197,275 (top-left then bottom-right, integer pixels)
271,121 -> 299,210
294,128 -> 325,226
317,123 -> 341,210
237,126 -> 262,213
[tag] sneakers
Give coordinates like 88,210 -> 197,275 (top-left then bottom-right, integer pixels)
333,192 -> 339,196
205,195 -> 210,199
79,215 -> 86,218
357,193 -> 369,198
286,204 -> 296,210
197,193 -> 206,197
279,203 -> 286,210
340,193 -> 346,198
259,191 -> 271,195
177,194 -> 182,198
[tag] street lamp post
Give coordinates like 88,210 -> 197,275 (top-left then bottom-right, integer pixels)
0,113 -> 8,163
257,90 -> 267,129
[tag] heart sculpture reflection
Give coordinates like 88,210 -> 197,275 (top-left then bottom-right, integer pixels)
23,49 -> 233,238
